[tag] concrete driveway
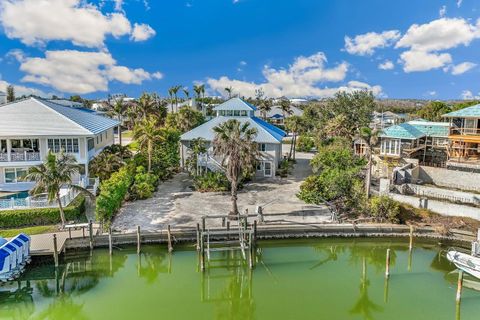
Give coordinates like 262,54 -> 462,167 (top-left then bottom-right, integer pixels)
112,146 -> 331,232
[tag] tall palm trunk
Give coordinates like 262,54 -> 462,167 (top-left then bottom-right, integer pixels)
56,191 -> 66,229
147,140 -> 152,172
366,149 -> 372,198
293,133 -> 297,160
230,178 -> 239,217
118,123 -> 122,145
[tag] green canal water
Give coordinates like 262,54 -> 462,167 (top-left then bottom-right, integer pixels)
1,238 -> 480,320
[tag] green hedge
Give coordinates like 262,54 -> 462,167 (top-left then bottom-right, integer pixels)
96,166 -> 134,223
0,194 -> 86,228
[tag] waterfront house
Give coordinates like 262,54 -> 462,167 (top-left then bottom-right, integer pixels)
254,105 -> 303,125
0,97 -> 119,193
443,104 -> 480,171
180,98 -> 286,178
378,120 -> 449,164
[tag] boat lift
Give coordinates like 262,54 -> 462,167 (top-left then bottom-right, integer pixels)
197,214 -> 257,271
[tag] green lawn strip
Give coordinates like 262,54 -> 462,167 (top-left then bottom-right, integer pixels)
0,225 -> 58,238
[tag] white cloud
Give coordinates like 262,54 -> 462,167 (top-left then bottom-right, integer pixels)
206,52 -> 383,98
5,49 -> 26,62
378,60 -> 394,70
399,50 -> 452,72
344,30 -> 401,56
427,90 -> 437,96
19,50 -> 162,94
439,5 -> 447,18
130,23 -> 156,42
240,60 -> 247,66
457,0 -> 463,8
461,90 -> 480,99
0,0 -> 155,47
0,79 -> 49,97
114,0 -> 124,11
446,61 -> 477,75
395,18 -> 478,52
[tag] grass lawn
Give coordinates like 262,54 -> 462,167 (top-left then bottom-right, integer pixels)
0,225 -> 57,238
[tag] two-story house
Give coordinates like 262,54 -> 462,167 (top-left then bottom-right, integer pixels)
180,98 -> 286,178
0,97 -> 119,193
443,104 -> 480,171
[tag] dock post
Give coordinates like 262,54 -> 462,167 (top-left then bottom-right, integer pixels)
248,232 -> 253,269
253,220 -> 257,248
136,225 -> 141,254
196,223 -> 201,251
385,249 -> 391,278
409,225 -> 414,251
226,221 -> 230,240
201,217 -> 206,232
456,270 -> 463,304
108,227 -> 113,256
200,233 -> 205,272
222,217 -> 226,227
167,225 -> 173,253
88,220 -> 93,250
53,234 -> 59,268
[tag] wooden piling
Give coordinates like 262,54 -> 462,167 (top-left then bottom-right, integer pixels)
253,220 -> 257,247
456,270 -> 463,304
68,228 -> 72,240
409,225 -> 414,251
167,225 -> 173,253
201,217 -> 206,232
88,220 -> 93,250
200,233 -> 205,272
53,234 -> 59,268
108,227 -> 112,256
385,249 -> 391,278
227,221 -> 230,240
136,225 -> 141,254
196,223 -> 201,251
248,232 -> 254,269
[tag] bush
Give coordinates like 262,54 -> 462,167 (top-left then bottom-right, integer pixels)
277,159 -> 294,177
0,195 -> 86,228
96,166 -> 134,223
129,166 -> 159,200
369,196 -> 401,223
193,172 -> 230,192
296,135 -> 315,152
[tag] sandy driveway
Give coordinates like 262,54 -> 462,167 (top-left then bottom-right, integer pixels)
112,147 -> 331,232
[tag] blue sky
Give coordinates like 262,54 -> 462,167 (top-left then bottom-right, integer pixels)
0,0 -> 480,100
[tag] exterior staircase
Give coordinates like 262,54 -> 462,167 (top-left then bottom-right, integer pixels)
198,153 -> 226,173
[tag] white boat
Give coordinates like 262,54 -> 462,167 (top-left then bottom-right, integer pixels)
447,250 -> 480,279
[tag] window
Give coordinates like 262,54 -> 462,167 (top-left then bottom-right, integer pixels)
233,110 -> 240,116
4,167 -> 28,183
381,139 -> 400,155
0,140 -> 6,153
87,138 -> 95,151
47,138 -> 79,153
256,162 -> 263,171
226,110 -> 233,117
240,110 -> 247,117
258,143 -> 266,152
96,136 -> 99,144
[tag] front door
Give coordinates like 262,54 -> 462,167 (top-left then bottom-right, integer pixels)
264,161 -> 272,177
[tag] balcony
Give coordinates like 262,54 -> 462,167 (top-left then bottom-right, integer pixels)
0,151 -> 41,162
449,127 -> 480,137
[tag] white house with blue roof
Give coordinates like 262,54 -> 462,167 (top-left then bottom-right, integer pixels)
0,97 -> 119,192
180,98 -> 286,177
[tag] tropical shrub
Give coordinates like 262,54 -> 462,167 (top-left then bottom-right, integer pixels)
296,135 -> 315,152
151,128 -> 181,180
89,144 -> 132,181
96,166 -> 134,223
276,159 -> 294,177
130,166 -> 159,199
193,172 -> 230,192
369,196 -> 401,223
0,195 -> 86,228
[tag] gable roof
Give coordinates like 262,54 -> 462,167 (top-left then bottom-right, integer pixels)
180,116 -> 286,143
0,97 -> 119,137
213,98 -> 257,111
380,123 -> 425,139
255,105 -> 303,119
443,104 -> 480,118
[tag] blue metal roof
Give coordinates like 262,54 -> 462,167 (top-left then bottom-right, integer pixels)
213,98 -> 257,111
380,123 -> 425,139
443,104 -> 480,118
40,98 -> 119,135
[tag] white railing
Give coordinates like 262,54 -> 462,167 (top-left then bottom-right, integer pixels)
198,153 -> 226,172
0,153 -> 7,162
9,152 -> 41,162
0,187 -> 80,210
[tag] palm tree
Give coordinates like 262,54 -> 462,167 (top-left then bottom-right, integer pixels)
169,85 -> 182,112
193,84 -> 203,112
183,87 -> 190,100
107,98 -> 127,145
24,151 -> 92,228
358,127 -> 379,198
168,88 -> 175,113
136,93 -> 156,120
89,152 -> 125,181
213,120 -> 258,216
224,86 -> 233,99
259,98 -> 273,120
279,97 -> 293,121
133,116 -> 163,172
285,116 -> 303,160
